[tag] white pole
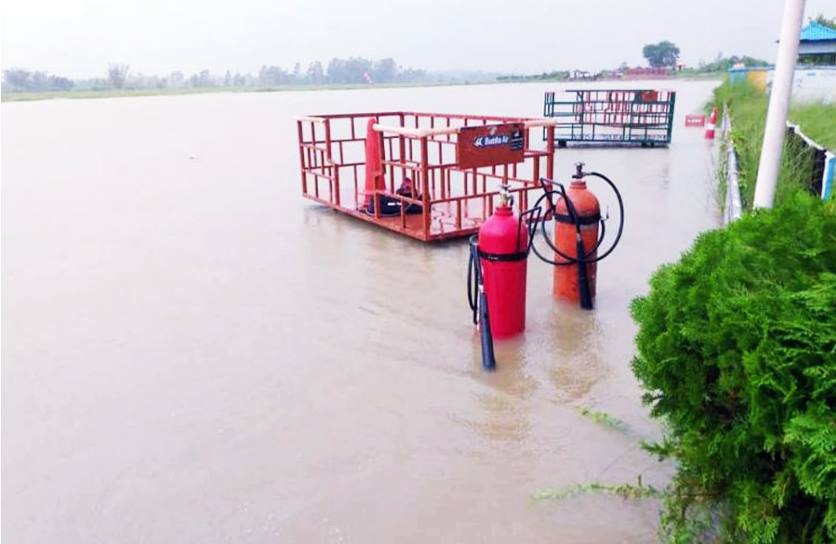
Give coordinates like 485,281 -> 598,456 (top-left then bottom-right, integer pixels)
752,0 -> 806,209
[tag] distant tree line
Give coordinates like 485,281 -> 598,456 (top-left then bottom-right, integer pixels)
811,13 -> 835,28
696,54 -> 770,72
254,58 -> 431,86
2,57 -> 489,94
2,69 -> 74,92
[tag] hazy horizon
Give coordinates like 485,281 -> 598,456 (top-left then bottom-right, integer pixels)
2,0 -> 833,79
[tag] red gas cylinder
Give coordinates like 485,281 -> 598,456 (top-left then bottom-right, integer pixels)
478,203 -> 528,338
553,176 -> 601,305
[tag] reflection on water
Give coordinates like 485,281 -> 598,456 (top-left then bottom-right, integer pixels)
2,79 -> 721,543
460,334 -> 538,442
544,300 -> 609,404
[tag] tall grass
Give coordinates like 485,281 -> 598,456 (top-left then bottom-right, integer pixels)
790,101 -> 836,150
711,80 -> 817,209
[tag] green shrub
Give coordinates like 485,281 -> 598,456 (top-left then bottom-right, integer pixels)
631,190 -> 836,543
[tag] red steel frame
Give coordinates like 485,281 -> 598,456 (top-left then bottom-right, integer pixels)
296,111 -> 556,242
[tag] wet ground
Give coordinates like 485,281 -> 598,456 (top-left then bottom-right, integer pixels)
2,79 -> 721,543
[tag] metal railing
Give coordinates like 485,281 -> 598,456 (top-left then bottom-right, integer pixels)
543,89 -> 676,146
295,111 -> 557,242
721,108 -> 743,224
721,103 -> 834,225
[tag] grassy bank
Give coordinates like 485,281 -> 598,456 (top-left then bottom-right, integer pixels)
3,73 -> 723,103
791,101 -> 836,150
710,80 -> 830,209
0,80 -> 487,103
2,86 -> 231,102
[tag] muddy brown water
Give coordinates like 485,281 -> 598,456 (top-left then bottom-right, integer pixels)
3,80 -> 721,543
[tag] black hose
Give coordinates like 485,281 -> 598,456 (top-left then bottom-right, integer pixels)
479,289 -> 496,371
465,168 -> 623,350
467,235 -> 496,370
528,171 -> 624,266
575,232 -> 593,309
527,191 -> 599,267
554,179 -> 593,309
527,171 -> 624,310
467,236 -> 478,325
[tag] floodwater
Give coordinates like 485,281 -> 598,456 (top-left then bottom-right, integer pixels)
2,79 -> 721,543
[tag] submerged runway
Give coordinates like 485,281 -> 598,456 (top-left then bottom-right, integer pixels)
3,79 -> 720,543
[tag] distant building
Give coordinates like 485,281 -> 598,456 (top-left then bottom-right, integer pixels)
570,69 -> 593,80
731,22 -> 836,101
798,21 -> 836,65
622,67 -> 673,79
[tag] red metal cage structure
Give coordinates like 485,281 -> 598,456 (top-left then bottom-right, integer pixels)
296,112 -> 556,242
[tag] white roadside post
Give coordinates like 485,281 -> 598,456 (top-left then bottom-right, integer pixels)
752,0 -> 806,209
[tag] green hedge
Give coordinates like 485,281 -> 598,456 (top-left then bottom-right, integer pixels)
631,190 -> 836,543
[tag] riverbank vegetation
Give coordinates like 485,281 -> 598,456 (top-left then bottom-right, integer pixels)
710,79 -> 832,209
713,79 -> 836,151
631,77 -> 836,542
3,46 -> 749,102
632,190 -> 835,543
1,80 -> 475,103
2,57 -> 497,102
535,478 -> 662,502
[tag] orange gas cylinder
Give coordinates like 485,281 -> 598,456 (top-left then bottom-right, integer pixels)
553,174 -> 600,306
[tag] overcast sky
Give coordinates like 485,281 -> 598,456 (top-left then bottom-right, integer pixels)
2,0 -> 833,78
